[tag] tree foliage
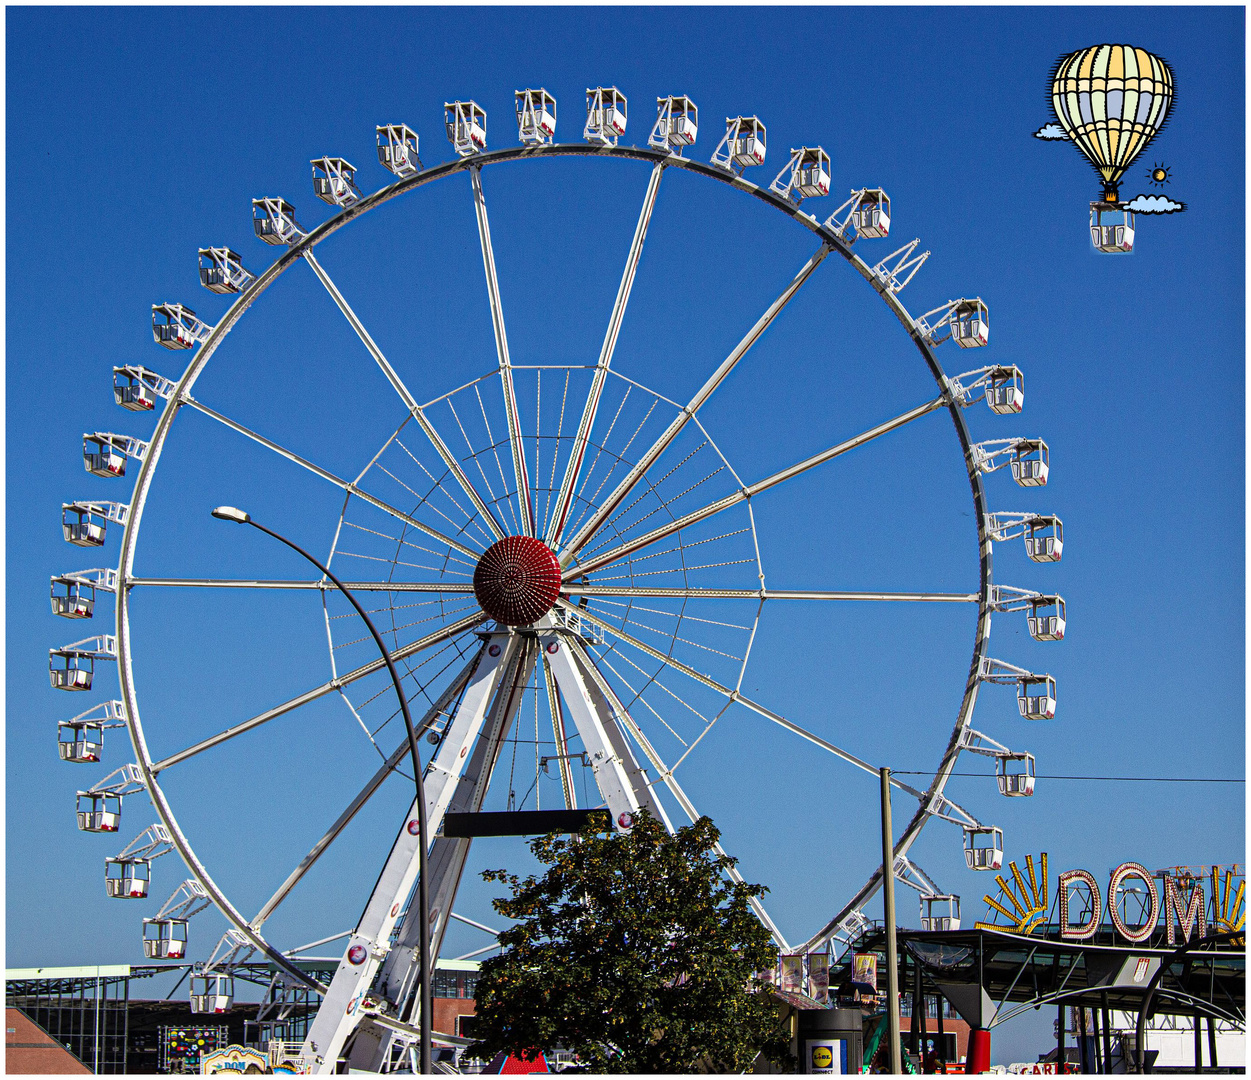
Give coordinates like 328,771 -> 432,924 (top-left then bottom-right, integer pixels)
466,812 -> 791,1073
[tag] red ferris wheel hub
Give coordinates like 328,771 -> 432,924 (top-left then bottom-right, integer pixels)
473,535 -> 562,626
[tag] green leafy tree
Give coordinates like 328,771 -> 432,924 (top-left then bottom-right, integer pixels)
466,811 -> 791,1073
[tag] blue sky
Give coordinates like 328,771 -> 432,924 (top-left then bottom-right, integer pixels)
6,6 -> 1244,1066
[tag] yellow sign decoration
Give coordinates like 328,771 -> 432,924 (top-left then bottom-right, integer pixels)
975,853 -> 1048,934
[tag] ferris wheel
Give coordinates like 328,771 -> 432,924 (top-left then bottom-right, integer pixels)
50,87 -> 1065,1071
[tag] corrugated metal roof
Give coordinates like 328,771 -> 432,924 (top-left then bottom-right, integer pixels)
6,965 -> 132,980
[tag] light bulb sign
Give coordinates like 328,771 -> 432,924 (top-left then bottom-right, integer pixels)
978,855 -> 1243,946
1059,862 -> 1201,944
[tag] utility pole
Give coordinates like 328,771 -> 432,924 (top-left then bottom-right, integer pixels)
881,767 -> 902,1074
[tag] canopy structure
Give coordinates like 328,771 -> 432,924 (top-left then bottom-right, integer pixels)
829,925 -> 1244,1030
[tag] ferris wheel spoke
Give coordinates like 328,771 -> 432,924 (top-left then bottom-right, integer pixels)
562,584 -> 979,602
545,163 -> 664,548
470,165 -> 534,536
558,243 -> 833,566
568,638 -> 790,949
183,396 -> 482,560
561,599 -> 920,797
149,612 -> 485,774
250,654 -> 480,930
565,395 -> 945,579
301,250 -> 506,542
128,578 -> 475,593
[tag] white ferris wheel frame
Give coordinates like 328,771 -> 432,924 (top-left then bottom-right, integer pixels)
81,135 -> 1060,1062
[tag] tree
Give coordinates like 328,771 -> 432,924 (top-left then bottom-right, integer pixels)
466,811 -> 792,1073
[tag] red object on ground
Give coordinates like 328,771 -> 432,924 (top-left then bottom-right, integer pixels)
484,1048 -> 550,1073
473,536 -> 562,625
967,1028 -> 992,1073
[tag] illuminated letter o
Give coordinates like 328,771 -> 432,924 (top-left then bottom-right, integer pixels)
1108,861 -> 1159,943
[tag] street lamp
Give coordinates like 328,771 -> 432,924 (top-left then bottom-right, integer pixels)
211,506 -> 432,1074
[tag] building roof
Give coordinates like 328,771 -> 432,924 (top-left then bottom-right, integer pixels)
6,1007 -> 91,1074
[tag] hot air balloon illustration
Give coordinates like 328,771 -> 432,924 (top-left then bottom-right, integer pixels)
1051,44 -> 1174,253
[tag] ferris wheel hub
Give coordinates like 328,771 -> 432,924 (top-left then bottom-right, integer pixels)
473,535 -> 562,625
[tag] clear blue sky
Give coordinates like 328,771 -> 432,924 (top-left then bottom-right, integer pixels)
6,6 -> 1243,1066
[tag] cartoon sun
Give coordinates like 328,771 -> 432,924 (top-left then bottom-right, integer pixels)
1148,162 -> 1173,186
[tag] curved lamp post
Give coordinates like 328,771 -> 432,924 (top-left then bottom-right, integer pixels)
211,506 -> 431,1074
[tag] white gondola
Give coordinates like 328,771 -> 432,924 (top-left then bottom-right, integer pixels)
770,146 -> 831,204
62,504 -> 107,547
920,894 -> 961,931
1010,439 -> 1049,487
711,116 -> 766,173
311,157 -> 361,208
190,974 -> 235,1014
49,650 -> 93,690
649,95 -> 698,153
51,576 -> 95,619
516,88 -> 556,145
1024,515 -> 1063,563
50,649 -> 95,691
986,366 -> 1024,414
1090,202 -> 1135,254
105,856 -> 150,898
198,247 -> 254,294
794,147 -> 831,198
1017,674 -> 1057,720
59,721 -> 104,763
584,87 -> 627,146
57,701 -> 124,763
996,752 -> 1036,797
852,189 -> 891,238
964,826 -> 1004,871
77,791 -> 122,832
1026,595 -> 1066,641
151,303 -> 201,350
253,198 -> 303,245
82,433 -> 128,477
113,367 -> 160,412
376,124 -> 421,178
445,101 -> 486,157
950,299 -> 989,348
143,918 -> 189,959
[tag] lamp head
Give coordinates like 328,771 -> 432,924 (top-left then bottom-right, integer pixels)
211,506 -> 251,524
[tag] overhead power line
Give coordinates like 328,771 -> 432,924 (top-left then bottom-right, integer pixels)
893,772 -> 1242,784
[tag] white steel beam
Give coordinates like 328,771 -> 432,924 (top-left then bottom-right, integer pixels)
377,641 -> 536,1041
150,612 -> 484,773
541,632 -> 647,829
564,637 -> 789,949
300,631 -> 516,1073
470,165 -> 534,536
302,250 -> 506,542
562,585 -> 978,602
250,652 -> 482,930
542,655 -> 578,810
184,395 -> 483,560
128,578 -> 475,593
545,163 -> 664,547
555,599 -> 922,798
558,244 -> 831,565
566,396 -> 944,580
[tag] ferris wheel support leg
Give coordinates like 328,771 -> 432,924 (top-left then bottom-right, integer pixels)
370,640 -> 538,1067
540,631 -> 660,830
300,631 -> 516,1074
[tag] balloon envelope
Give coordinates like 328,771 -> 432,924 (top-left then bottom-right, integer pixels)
1051,45 -> 1174,196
